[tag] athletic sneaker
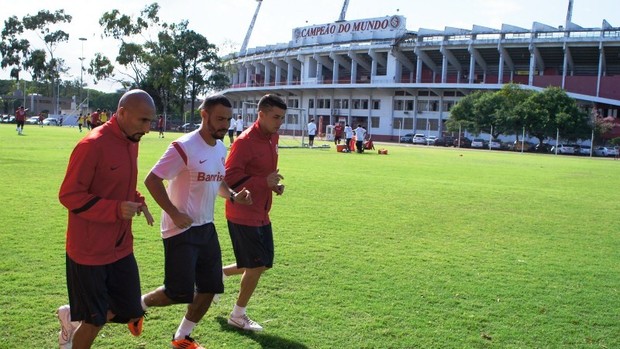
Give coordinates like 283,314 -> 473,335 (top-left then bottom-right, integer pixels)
128,316 -> 143,336
57,305 -> 80,349
228,313 -> 263,331
170,335 -> 205,349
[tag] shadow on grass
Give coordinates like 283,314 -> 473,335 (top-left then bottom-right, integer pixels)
215,316 -> 309,349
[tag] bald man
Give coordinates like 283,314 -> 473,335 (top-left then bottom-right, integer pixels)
57,89 -> 156,349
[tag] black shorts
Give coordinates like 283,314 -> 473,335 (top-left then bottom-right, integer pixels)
162,223 -> 223,303
17,121 -> 24,128
308,135 -> 315,141
236,130 -> 242,136
66,253 -> 143,326
228,129 -> 234,137
227,221 -> 274,269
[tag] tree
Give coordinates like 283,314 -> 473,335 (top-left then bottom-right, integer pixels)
0,16 -> 30,81
1,10 -> 72,113
517,87 -> 589,145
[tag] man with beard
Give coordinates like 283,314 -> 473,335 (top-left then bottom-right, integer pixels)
140,94 -> 252,349
57,89 -> 156,349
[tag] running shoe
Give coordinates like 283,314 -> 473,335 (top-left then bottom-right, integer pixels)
170,335 -> 205,349
228,313 -> 263,331
128,316 -> 143,336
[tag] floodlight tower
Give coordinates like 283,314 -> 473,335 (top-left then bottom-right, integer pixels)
337,0 -> 349,22
565,0 -> 574,27
79,37 -> 87,110
239,0 -> 263,56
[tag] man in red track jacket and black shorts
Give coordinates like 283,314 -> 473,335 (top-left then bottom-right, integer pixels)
56,89 -> 156,349
222,94 -> 287,332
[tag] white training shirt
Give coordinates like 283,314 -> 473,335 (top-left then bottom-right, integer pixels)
235,118 -> 244,131
228,118 -> 236,130
344,126 -> 353,138
354,127 -> 366,140
150,131 -> 227,239
308,122 -> 317,136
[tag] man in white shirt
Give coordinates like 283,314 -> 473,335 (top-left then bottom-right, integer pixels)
344,124 -> 353,152
354,124 -> 367,153
307,118 -> 317,147
235,115 -> 244,136
140,95 -> 252,349
227,117 -> 236,144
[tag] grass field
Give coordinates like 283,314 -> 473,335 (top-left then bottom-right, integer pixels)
0,123 -> 618,349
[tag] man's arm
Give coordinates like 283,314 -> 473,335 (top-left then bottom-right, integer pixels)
144,172 -> 192,229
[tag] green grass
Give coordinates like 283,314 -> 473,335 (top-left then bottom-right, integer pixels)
0,124 -> 619,348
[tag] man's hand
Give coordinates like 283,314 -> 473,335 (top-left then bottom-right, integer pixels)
273,183 -> 285,196
170,211 -> 193,230
267,169 -> 284,188
120,201 -> 143,220
137,204 -> 155,226
234,187 -> 253,205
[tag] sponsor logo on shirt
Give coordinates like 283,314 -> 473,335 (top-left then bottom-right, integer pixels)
197,172 -> 224,182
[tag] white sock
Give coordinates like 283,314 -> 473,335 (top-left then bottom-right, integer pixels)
174,317 -> 197,340
232,305 -> 246,317
141,295 -> 148,311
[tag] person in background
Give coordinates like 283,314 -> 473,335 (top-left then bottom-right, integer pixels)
222,94 -> 287,332
307,118 -> 317,148
227,115 -> 236,144
56,89 -> 156,349
15,106 -> 27,135
141,95 -> 251,349
344,123 -> 353,152
157,115 -> 165,138
333,122 -> 343,145
354,124 -> 366,153
235,115 -> 244,137
90,109 -> 101,129
77,113 -> 84,132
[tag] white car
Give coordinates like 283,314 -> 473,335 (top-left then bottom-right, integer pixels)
471,138 -> 485,148
43,117 -> 59,126
425,136 -> 437,145
578,145 -> 592,155
26,116 -> 40,124
553,144 -> 575,154
412,134 -> 427,145
488,139 -> 501,150
594,146 -> 618,157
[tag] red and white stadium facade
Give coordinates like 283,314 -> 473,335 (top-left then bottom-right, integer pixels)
222,14 -> 620,141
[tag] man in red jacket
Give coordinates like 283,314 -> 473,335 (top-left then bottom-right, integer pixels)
57,89 -> 156,349
222,94 -> 286,331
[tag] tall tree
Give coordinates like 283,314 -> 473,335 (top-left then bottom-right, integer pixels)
0,16 -> 30,81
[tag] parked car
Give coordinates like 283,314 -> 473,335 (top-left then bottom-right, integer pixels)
471,138 -> 486,148
2,115 -> 15,123
43,117 -> 59,126
552,144 -> 575,154
412,134 -> 427,145
594,146 -> 619,157
434,136 -> 456,146
176,123 -> 199,132
511,141 -> 536,152
534,143 -> 552,153
577,145 -> 592,156
399,133 -> 414,143
26,116 -> 40,125
488,139 -> 502,150
425,136 -> 437,145
453,137 -> 472,148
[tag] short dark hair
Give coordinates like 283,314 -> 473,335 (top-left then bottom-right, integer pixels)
258,94 -> 287,112
200,94 -> 232,113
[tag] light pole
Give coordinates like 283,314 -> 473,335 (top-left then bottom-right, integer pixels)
79,37 -> 87,111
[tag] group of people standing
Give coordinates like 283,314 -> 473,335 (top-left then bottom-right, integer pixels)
57,90 -> 287,349
312,120 -> 367,153
76,108 -> 109,132
226,115 -> 245,143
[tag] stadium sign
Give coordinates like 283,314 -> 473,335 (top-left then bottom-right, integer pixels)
291,15 -> 407,47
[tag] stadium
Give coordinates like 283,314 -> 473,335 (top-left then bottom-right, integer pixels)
221,0 -> 620,143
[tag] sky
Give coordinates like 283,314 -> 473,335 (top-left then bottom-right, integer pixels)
2,0 -> 618,92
